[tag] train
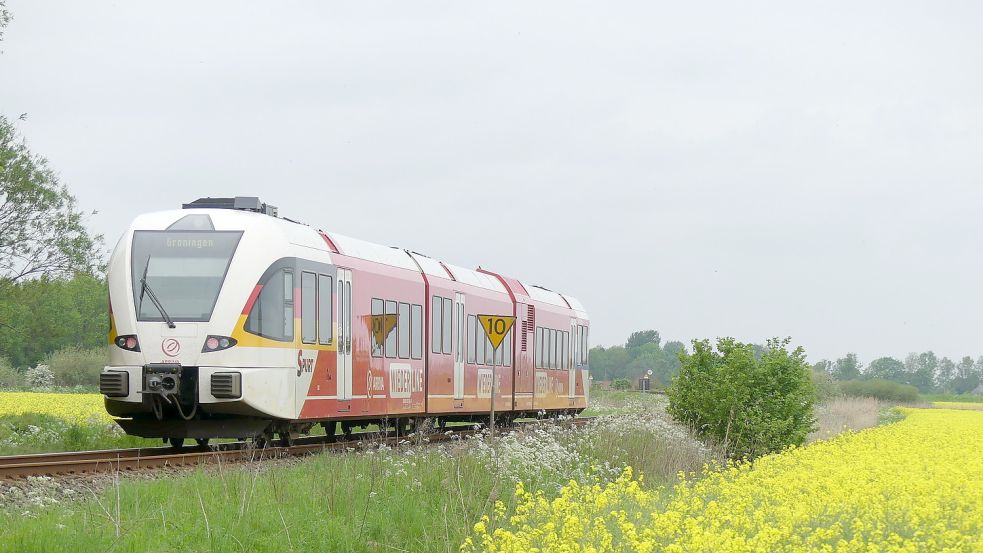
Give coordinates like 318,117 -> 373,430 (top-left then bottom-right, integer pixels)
100,197 -> 590,446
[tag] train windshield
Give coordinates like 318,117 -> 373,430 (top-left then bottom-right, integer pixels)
130,231 -> 243,322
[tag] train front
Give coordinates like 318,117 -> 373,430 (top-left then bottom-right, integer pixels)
100,201 -> 293,444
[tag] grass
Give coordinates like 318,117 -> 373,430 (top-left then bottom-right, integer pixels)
0,413 -> 159,456
921,392 -> 983,403
0,391 -> 719,552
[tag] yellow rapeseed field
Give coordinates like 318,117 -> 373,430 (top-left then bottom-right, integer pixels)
0,392 -> 112,423
464,408 -> 983,552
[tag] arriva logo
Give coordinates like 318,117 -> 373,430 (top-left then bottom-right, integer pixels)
162,339 -> 181,357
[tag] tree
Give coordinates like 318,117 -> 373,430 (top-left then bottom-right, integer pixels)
668,337 -> 815,460
832,353 -> 862,381
904,352 -> 938,392
936,357 -> 956,393
0,117 -> 102,286
625,330 -> 660,350
812,360 -> 832,375
0,1 -> 10,44
865,357 -> 905,381
951,356 -> 981,395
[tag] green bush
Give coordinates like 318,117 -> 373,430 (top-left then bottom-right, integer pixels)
611,378 -> 632,391
668,337 -> 815,460
44,346 -> 107,387
839,379 -> 919,403
810,369 -> 839,403
0,357 -> 22,389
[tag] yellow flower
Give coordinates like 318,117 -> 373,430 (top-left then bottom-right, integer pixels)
463,408 -> 983,552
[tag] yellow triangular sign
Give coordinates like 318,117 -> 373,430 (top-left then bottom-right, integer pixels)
369,314 -> 399,346
478,315 -> 516,350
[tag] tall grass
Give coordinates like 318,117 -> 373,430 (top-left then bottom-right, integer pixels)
0,392 -> 719,552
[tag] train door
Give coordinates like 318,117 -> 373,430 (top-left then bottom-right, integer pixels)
453,292 -> 465,400
568,322 -> 576,399
513,303 -> 535,409
337,268 -> 353,400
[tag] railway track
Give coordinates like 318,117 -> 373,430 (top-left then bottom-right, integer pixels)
0,417 -> 590,480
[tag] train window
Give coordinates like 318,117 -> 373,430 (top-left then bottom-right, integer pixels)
442,297 -> 453,355
467,315 -> 476,363
484,327 -> 494,365
494,334 -> 504,366
385,300 -> 397,358
543,329 -> 550,369
457,302 -> 465,363
301,272 -> 316,344
244,269 -> 294,342
476,317 -> 485,365
584,327 -> 589,364
535,327 -> 543,368
410,304 -> 422,359
559,331 -> 566,369
318,275 -> 332,344
398,302 -> 410,359
502,329 -> 511,366
371,298 -> 384,357
577,325 -> 584,366
431,296 -> 441,354
411,304 -> 423,359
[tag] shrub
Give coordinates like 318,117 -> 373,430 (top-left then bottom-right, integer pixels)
0,357 -> 22,389
839,379 -> 919,403
24,364 -> 54,389
44,346 -> 107,387
810,369 -> 839,403
668,337 -> 815,460
611,378 -> 632,391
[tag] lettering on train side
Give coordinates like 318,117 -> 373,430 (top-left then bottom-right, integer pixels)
297,350 -> 315,377
389,363 -> 421,399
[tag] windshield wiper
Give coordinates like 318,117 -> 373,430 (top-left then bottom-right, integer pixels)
139,263 -> 176,328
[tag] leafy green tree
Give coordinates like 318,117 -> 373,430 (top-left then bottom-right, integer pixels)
812,359 -> 832,375
668,337 -> 815,460
865,357 -> 905,381
833,353 -> 862,381
0,117 -> 102,285
936,357 -> 956,393
904,352 -> 938,392
0,1 -> 10,44
0,274 -> 107,367
625,330 -> 659,350
951,356 -> 981,394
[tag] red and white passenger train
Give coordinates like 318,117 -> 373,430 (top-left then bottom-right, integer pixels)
101,197 -> 590,446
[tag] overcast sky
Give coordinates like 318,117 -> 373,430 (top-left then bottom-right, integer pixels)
2,1 -> 981,362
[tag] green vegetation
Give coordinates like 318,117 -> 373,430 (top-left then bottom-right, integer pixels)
0,392 -> 718,552
610,377 -> 632,391
838,378 -> 920,403
814,352 -> 983,395
589,330 -> 684,386
668,337 -> 815,460
0,412 -> 156,455
921,393 -> 983,403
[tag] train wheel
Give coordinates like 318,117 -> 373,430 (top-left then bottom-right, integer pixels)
168,437 -> 185,449
395,418 -> 412,437
279,432 -> 297,447
196,438 -> 210,448
253,433 -> 272,449
340,421 -> 354,440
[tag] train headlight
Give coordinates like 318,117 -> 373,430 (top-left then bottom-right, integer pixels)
114,334 -> 141,352
202,335 -> 237,353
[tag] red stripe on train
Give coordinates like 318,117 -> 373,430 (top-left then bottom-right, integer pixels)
242,284 -> 263,314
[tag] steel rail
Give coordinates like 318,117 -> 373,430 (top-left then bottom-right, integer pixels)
0,417 -> 590,480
